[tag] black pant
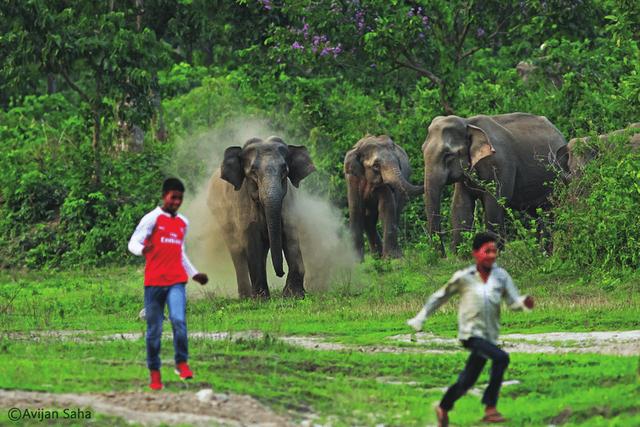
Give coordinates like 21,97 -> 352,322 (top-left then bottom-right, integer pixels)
440,337 -> 510,410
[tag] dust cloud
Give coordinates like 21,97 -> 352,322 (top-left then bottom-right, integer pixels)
174,118 -> 358,298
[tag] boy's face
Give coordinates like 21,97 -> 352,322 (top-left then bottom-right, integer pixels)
162,190 -> 184,214
473,241 -> 498,269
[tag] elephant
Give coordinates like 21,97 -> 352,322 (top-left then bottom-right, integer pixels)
422,113 -> 569,254
207,136 -> 315,298
567,123 -> 640,176
344,135 -> 423,260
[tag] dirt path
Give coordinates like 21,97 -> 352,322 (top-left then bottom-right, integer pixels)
6,329 -> 639,355
390,330 -> 640,356
0,389 -> 295,426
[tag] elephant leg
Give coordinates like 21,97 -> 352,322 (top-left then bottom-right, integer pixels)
485,170 -> 514,248
482,194 -> 506,248
246,226 -> 270,299
363,202 -> 382,258
530,206 -> 553,254
347,175 -> 365,261
229,247 -> 251,298
451,183 -> 476,253
281,228 -> 305,298
378,186 -> 401,258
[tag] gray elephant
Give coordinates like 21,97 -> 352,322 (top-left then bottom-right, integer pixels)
344,135 -> 423,260
207,137 -> 315,298
422,113 -> 569,253
567,123 -> 640,176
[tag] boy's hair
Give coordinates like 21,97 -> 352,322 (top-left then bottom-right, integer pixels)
162,178 -> 185,194
472,231 -> 498,251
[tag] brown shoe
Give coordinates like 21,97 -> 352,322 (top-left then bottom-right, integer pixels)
435,406 -> 449,427
482,411 -> 507,423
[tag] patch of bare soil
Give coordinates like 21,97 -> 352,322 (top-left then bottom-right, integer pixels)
0,389 -> 294,427
390,330 -> 640,356
7,329 -> 638,355
2,330 -> 93,341
279,336 -> 453,354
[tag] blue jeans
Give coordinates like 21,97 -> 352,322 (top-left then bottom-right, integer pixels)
144,283 -> 188,370
440,337 -> 510,410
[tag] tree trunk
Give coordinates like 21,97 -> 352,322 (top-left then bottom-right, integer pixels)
425,176 -> 445,256
92,109 -> 102,187
47,74 -> 57,94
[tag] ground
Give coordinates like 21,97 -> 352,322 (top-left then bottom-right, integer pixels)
1,252 -> 639,426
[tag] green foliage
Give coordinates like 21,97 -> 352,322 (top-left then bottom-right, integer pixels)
0,1 -> 639,273
553,129 -> 640,270
0,92 -> 167,269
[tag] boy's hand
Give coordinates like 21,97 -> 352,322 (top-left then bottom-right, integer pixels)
193,273 -> 208,285
142,244 -> 154,255
407,307 -> 427,332
407,317 -> 423,332
524,295 -> 534,309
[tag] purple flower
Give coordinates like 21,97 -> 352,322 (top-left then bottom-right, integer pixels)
320,48 -> 330,57
291,41 -> 304,50
408,9 -> 414,17
259,0 -> 272,10
476,27 -> 485,37
355,9 -> 365,32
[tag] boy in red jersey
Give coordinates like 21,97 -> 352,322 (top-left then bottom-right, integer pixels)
128,178 -> 208,390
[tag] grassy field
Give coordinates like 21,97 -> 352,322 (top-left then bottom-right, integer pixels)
1,250 -> 639,426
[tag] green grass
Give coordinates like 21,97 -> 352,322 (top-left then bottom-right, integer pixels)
1,250 -> 639,425
0,337 -> 638,426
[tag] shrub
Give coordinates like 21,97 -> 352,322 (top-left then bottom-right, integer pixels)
552,129 -> 640,269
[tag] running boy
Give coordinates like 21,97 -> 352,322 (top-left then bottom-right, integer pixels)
128,177 -> 208,390
407,232 -> 534,426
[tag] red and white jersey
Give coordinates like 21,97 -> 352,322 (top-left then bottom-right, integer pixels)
128,207 -> 198,286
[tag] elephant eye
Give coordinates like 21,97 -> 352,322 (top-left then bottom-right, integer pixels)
372,162 -> 380,170
443,152 -> 456,163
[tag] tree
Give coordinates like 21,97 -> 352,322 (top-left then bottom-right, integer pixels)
1,1 -> 169,185
264,0 -> 606,115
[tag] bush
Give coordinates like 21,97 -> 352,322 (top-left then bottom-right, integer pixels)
553,129 -> 640,269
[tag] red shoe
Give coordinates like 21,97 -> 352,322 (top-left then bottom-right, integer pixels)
149,370 -> 163,390
175,362 -> 193,380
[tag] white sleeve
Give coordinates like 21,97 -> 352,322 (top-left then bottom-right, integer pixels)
182,248 -> 198,278
502,270 -> 530,311
421,273 -> 461,319
407,273 -> 462,330
128,213 -> 156,256
180,219 -> 199,278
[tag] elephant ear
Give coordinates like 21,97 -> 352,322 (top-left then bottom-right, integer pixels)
221,146 -> 245,190
391,143 -> 410,173
287,145 -> 316,187
467,124 -> 496,168
344,149 -> 364,176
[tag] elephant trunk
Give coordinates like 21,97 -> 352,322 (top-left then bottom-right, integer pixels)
424,173 -> 446,256
261,183 -> 286,278
381,165 -> 424,198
